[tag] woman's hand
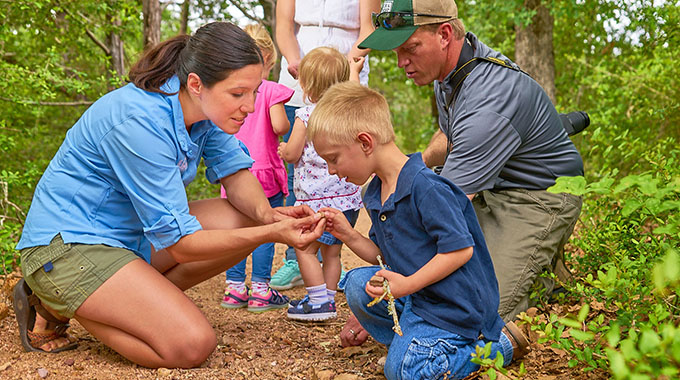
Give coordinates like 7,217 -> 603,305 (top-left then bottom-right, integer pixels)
275,211 -> 326,249
287,59 -> 301,79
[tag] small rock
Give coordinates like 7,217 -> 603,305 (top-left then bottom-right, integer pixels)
63,358 -> 75,366
157,367 -> 172,377
37,368 -> 49,378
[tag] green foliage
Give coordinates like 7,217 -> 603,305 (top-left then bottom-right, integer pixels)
470,341 -> 526,380
1,2 -> 679,378
368,50 -> 436,154
541,138 -> 680,377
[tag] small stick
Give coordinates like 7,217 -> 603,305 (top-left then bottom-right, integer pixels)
366,256 -> 403,336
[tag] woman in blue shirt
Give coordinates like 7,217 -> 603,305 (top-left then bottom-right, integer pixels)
13,22 -> 325,367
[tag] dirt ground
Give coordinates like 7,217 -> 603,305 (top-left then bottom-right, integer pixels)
0,209 -> 609,380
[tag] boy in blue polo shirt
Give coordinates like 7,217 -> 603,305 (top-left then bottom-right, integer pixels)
307,82 -> 529,380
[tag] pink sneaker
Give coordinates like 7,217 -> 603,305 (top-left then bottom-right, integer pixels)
247,287 -> 290,313
220,285 -> 249,309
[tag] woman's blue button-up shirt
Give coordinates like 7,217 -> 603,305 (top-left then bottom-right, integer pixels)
17,77 -> 254,262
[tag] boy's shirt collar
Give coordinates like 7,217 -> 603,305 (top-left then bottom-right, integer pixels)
364,152 -> 425,211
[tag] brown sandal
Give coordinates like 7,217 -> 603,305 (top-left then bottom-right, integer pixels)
12,278 -> 77,353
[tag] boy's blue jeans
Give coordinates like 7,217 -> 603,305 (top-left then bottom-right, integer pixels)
343,267 -> 514,380
226,192 -> 284,283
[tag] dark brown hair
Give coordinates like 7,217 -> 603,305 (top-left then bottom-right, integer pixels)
128,22 -> 263,94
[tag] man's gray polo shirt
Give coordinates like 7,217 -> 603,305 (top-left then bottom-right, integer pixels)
434,32 -> 583,194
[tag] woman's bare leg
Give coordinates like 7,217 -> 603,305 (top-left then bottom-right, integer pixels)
74,260 -> 216,368
73,198 -> 264,367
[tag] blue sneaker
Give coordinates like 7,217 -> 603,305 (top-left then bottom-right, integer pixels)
287,298 -> 337,321
270,259 -> 304,290
289,295 -> 309,308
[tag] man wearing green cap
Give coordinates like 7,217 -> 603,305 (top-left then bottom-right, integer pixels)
340,0 -> 583,348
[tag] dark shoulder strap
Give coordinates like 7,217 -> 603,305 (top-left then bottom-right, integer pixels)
447,42 -> 523,108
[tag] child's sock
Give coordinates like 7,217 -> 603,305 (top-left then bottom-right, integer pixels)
306,284 -> 328,305
326,289 -> 337,302
226,280 -> 247,293
251,281 -> 269,294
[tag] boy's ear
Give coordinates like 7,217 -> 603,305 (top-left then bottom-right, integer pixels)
357,132 -> 374,154
186,73 -> 203,96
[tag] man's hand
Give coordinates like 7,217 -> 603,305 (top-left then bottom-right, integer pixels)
340,314 -> 369,347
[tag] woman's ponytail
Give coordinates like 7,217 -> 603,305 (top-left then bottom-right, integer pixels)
128,35 -> 190,94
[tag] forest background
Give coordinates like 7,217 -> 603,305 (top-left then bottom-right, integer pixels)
0,1 -> 678,379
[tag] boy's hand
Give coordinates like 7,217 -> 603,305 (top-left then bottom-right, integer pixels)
366,269 -> 412,299
277,142 -> 287,160
319,207 -> 354,241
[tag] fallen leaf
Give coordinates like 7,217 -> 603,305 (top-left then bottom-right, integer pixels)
334,374 -> 360,380
0,362 -> 10,371
316,369 -> 335,380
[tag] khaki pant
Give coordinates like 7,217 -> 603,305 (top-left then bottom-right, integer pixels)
472,189 -> 582,322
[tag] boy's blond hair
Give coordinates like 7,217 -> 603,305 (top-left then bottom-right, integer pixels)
299,47 -> 349,103
243,24 -> 277,66
308,81 -> 395,145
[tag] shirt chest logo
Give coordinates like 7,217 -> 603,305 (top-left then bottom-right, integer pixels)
177,157 -> 188,172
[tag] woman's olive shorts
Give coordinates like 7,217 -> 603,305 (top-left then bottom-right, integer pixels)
20,234 -> 140,318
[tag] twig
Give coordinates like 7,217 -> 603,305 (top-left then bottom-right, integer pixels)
367,256 -> 403,336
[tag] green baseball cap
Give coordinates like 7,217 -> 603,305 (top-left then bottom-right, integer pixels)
359,0 -> 458,51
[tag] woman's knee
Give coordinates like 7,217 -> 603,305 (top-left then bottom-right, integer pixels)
159,323 -> 217,368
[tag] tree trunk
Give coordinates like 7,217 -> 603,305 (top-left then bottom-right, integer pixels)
107,16 -> 125,87
261,0 -> 279,81
180,0 -> 190,35
143,0 -> 162,50
515,0 -> 556,104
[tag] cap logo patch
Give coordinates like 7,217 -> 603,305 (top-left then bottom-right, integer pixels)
381,0 -> 393,12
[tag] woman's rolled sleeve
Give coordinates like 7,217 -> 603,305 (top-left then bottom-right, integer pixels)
143,204 -> 203,251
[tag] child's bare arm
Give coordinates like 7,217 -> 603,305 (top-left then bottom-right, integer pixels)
320,207 -> 380,265
349,56 -> 365,82
374,246 -> 473,299
279,118 -> 306,163
270,102 -> 290,136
